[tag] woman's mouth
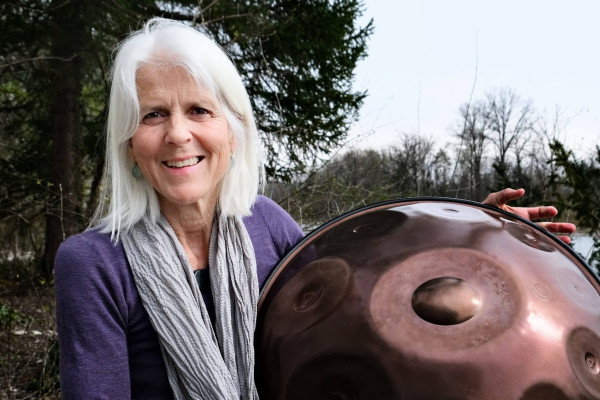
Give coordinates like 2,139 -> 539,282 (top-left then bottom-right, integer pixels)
163,156 -> 203,168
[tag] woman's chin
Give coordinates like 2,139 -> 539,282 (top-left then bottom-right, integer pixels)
158,191 -> 218,211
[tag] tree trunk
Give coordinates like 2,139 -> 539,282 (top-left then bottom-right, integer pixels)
42,0 -> 88,278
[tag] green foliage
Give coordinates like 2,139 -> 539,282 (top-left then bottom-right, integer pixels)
0,2 -> 54,245
0,302 -> 31,328
550,141 -> 600,267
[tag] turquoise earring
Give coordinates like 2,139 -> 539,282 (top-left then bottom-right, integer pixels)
132,163 -> 142,178
229,153 -> 235,169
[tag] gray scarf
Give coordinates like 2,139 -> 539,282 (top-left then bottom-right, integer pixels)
121,213 -> 259,400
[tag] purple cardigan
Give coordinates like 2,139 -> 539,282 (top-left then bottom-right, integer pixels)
54,195 -> 304,399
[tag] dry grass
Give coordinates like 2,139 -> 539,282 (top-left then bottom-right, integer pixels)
0,278 -> 60,399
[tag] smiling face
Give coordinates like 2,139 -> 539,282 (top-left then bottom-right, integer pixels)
129,64 -> 234,214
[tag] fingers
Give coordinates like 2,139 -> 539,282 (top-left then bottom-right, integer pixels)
536,222 -> 576,245
556,235 -> 573,245
483,187 -> 525,207
537,222 -> 577,234
482,188 -> 576,246
525,206 -> 558,221
501,187 -> 526,203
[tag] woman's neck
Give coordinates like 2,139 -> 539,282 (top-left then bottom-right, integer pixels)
160,200 -> 217,271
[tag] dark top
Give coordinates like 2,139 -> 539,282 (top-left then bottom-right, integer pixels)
54,195 -> 304,399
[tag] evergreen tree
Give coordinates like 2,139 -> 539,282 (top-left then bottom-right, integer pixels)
550,141 -> 600,268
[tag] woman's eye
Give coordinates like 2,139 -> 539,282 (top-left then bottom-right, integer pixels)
191,107 -> 209,115
142,111 -> 161,121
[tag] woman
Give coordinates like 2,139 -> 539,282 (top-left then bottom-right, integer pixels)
55,17 -> 304,399
54,18 -> 575,400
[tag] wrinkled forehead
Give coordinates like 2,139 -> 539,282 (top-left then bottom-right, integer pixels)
134,63 -> 220,108
135,53 -> 220,99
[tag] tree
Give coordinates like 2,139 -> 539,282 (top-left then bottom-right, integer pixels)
0,0 -> 373,277
42,0 -> 93,278
205,0 -> 373,178
550,141 -> 600,268
454,102 -> 490,200
1,0 -> 57,265
484,88 -> 536,188
269,148 -> 393,228
430,148 -> 453,197
531,107 -> 576,202
388,134 -> 439,197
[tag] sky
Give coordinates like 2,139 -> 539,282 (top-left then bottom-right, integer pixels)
349,0 -> 600,158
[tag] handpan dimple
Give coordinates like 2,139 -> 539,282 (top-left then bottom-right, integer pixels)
262,257 -> 352,335
284,354 -> 394,400
403,201 -> 490,222
567,327 -> 600,398
318,210 -> 407,246
519,383 -> 570,400
503,219 -> 556,252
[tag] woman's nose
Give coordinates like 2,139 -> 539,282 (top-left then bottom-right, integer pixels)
165,114 -> 192,145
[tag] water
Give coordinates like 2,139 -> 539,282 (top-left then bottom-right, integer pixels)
571,234 -> 596,266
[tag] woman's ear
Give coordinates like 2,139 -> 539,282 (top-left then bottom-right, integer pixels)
127,139 -> 136,163
229,132 -> 235,155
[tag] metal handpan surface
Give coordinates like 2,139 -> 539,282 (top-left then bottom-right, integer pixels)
256,198 -> 600,400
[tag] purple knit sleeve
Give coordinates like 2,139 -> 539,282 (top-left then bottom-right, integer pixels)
54,230 -> 132,399
244,195 -> 305,287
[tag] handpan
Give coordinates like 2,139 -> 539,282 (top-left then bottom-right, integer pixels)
255,198 -> 600,400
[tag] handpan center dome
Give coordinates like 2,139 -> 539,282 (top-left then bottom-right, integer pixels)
412,276 -> 482,325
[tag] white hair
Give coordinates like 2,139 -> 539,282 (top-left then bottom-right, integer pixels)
92,17 -> 264,239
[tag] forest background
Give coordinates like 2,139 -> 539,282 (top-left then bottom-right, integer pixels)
1,0 -> 599,398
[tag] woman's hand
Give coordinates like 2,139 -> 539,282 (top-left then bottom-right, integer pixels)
483,188 -> 576,244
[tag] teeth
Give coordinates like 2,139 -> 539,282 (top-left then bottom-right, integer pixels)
166,157 -> 200,168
